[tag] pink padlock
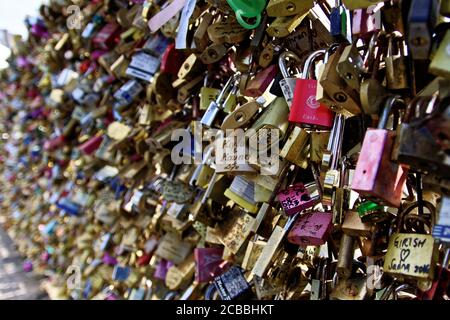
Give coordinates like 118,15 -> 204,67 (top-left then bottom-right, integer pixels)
194,247 -> 224,283
78,135 -> 104,155
278,183 -> 317,216
351,97 -> 407,207
287,211 -> 333,246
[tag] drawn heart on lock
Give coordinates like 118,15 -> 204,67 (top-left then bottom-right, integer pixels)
399,248 -> 411,263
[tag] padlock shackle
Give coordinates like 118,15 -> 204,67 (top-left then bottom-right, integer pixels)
324,43 -> 340,63
403,94 -> 439,125
393,284 -> 417,300
378,95 -> 403,129
216,72 -> 240,105
301,49 -> 326,79
395,200 -> 436,234
278,51 -> 302,79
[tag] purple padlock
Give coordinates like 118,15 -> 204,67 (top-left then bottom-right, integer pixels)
154,259 -> 174,281
287,211 -> 333,246
102,253 -> 118,266
277,183 -> 317,216
23,260 -> 33,272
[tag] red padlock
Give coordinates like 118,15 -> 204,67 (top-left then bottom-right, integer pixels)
44,135 -> 65,151
160,43 -> 185,76
289,50 -> 335,129
92,23 -> 121,50
79,135 -> 104,155
244,64 -> 278,97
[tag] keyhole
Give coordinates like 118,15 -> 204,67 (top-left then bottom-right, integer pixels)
333,92 -> 347,102
412,36 -> 427,46
286,2 -> 296,12
234,112 -> 245,123
346,72 -> 353,80
208,49 -> 218,59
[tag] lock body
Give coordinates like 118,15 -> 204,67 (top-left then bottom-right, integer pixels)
352,128 -> 408,207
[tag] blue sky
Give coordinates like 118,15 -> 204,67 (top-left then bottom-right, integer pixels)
0,0 -> 46,68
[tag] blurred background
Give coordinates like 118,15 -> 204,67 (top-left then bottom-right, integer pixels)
0,0 -> 48,69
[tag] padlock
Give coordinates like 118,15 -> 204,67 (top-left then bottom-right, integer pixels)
352,6 -> 381,39
290,50 -> 335,128
214,266 -> 252,300
266,0 -> 314,17
407,0 -> 439,60
160,43 -> 185,75
199,74 -> 220,111
218,209 -> 256,254
287,211 -> 333,246
429,30 -> 450,79
322,114 -> 345,207
383,201 -> 437,284
319,44 -> 362,115
278,183 -> 320,216
278,50 -> 302,107
357,200 -> 390,223
352,96 -> 408,208
392,96 -> 450,179
433,196 -> 450,242
342,210 -> 374,238
220,99 -> 262,129
223,176 -> 259,213
385,33 -> 410,91
330,266 -> 369,300
92,23 -> 121,50
336,44 -> 364,92
200,43 -> 228,65
165,254 -> 196,291
266,12 -> 308,38
342,0 -> 384,10
259,43 -> 277,69
252,213 -> 299,277
381,1 -> 405,34
359,32 -> 388,115
207,16 -> 249,44
330,0 -> 348,40
244,64 -> 278,97
280,126 -> 311,168
201,74 -> 239,128
194,247 -> 224,283
242,240 -> 266,270
194,11 -> 214,52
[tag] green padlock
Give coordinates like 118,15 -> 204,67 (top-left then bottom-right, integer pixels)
357,201 -> 389,223
226,0 -> 266,29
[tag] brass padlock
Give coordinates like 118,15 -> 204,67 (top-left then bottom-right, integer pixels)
266,0 -> 314,17
384,33 -> 410,91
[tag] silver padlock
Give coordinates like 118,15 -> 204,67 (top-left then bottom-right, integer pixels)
278,51 -> 302,108
200,74 -> 239,128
